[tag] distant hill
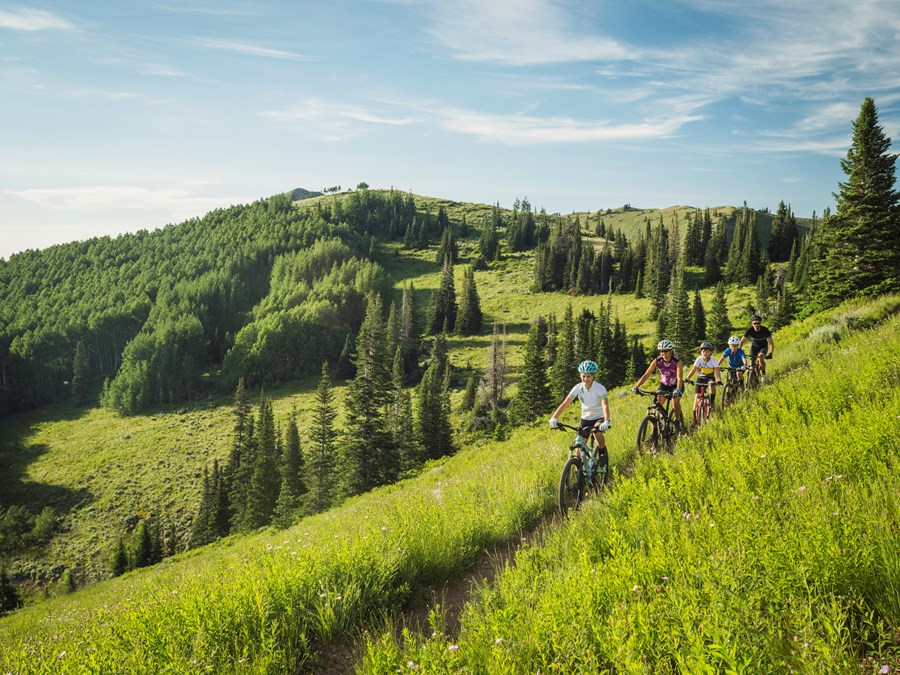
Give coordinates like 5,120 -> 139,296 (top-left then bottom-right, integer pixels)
287,187 -> 323,200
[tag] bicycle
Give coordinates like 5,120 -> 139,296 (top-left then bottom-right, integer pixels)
722,366 -> 746,407
685,378 -> 716,429
745,362 -> 760,391
634,389 -> 680,455
553,422 -> 609,516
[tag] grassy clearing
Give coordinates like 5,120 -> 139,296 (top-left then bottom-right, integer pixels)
361,305 -> 900,673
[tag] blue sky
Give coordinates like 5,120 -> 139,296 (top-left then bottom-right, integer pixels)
2,0 -> 899,259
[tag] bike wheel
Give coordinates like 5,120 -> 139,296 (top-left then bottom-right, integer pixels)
723,384 -> 735,407
558,456 -> 584,516
746,369 -> 758,391
636,416 -> 659,455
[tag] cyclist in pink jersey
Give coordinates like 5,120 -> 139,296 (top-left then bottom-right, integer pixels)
631,339 -> 685,431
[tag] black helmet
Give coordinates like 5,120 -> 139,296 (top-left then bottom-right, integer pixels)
751,314 -> 762,322
700,341 -> 713,349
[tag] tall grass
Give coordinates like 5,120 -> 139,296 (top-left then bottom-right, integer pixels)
361,311 -> 900,673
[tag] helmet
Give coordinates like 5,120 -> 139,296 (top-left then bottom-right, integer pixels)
751,314 -> 762,322
578,360 -> 598,374
728,336 -> 740,346
700,341 -> 714,350
657,339 -> 675,351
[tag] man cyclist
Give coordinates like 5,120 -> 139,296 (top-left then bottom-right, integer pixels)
718,336 -> 749,386
549,360 -> 611,463
738,314 -> 774,382
631,339 -> 685,431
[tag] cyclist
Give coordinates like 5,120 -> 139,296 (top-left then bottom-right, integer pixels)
631,339 -> 684,431
549,360 -> 611,462
738,314 -> 774,382
684,341 -> 723,414
718,336 -> 749,386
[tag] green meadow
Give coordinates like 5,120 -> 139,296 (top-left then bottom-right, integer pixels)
2,294 -> 897,672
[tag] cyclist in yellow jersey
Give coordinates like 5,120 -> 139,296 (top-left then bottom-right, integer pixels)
684,341 -> 723,409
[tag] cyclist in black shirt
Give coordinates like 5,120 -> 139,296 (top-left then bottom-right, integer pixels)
738,314 -> 774,382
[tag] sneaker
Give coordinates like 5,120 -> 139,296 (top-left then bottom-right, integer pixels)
761,373 -> 767,383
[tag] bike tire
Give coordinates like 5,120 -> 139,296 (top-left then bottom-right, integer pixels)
723,383 -> 735,407
558,456 -> 584,516
636,416 -> 659,455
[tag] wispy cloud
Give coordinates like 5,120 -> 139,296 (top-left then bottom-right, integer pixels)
259,98 -> 419,141
0,8 -> 74,31
188,37 -> 312,61
425,0 -> 634,66
5,185 -> 243,218
436,108 -> 702,144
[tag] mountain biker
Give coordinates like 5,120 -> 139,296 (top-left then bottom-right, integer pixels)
631,339 -> 684,431
718,335 -> 749,385
685,341 -> 723,413
549,360 -> 610,462
738,314 -> 774,382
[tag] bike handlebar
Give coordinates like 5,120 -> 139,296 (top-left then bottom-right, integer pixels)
634,388 -> 675,398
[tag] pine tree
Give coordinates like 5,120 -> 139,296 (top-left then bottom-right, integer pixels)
512,317 -> 552,423
811,97 -> 900,303
691,289 -> 707,345
71,339 -> 91,405
245,399 -> 278,529
190,464 -> 214,547
390,347 -> 420,473
550,305 -> 576,401
455,265 -> 483,336
414,357 -> 454,461
400,282 -> 422,378
111,538 -> 128,577
306,362 -> 338,513
708,282 -> 732,347
667,270 -> 693,354
429,260 -> 458,335
283,412 -> 305,501
480,322 -> 508,425
272,477 -> 298,529
343,293 -> 395,496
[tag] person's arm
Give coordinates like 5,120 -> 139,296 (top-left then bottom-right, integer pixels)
767,335 -> 775,357
738,334 -> 747,350
633,360 -> 657,389
717,350 -> 728,367
685,364 -> 697,381
601,397 -> 611,425
550,396 -> 573,423
676,361 -> 684,390
714,364 -> 722,384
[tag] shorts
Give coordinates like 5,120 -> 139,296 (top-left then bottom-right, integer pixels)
750,343 -> 769,360
657,383 -> 678,395
578,417 -> 605,437
696,375 -> 716,390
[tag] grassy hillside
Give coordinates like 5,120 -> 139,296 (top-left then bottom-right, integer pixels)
0,231 -> 756,591
2,295 -> 897,673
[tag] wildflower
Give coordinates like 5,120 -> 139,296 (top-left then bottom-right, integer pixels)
661,576 -> 669,582
879,665 -> 889,674
495,638 -> 503,644
448,644 -> 459,652
408,661 -> 419,671
798,486 -> 807,493
57,652 -> 66,659
632,585 -> 640,592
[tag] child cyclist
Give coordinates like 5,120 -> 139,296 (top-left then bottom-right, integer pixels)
685,341 -> 723,412
631,339 -> 685,431
548,360 -> 611,463
718,336 -> 749,386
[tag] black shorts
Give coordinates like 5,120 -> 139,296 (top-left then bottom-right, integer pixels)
696,375 -> 716,390
750,343 -> 768,360
578,417 -> 605,437
657,383 -> 677,395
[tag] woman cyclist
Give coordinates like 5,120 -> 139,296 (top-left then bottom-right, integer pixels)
631,339 -> 685,431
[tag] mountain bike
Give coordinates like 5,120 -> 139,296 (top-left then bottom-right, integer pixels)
685,378 -> 715,429
745,362 -> 760,391
722,366 -> 745,407
554,422 -> 609,516
634,389 -> 680,454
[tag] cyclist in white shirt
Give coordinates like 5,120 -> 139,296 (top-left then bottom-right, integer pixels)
684,341 -> 723,410
549,360 -> 611,462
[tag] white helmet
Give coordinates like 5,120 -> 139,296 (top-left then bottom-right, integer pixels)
727,336 -> 740,346
657,339 -> 675,351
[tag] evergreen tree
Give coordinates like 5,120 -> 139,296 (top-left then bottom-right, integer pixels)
399,282 -> 422,378
190,464 -> 215,547
111,538 -> 128,577
390,347 -> 420,473
0,567 -> 22,615
512,317 -> 552,423
283,412 -> 305,501
245,399 -> 278,529
667,270 -> 693,354
550,305 -> 576,401
429,261 -> 457,335
272,476 -> 298,529
336,332 -> 356,379
414,357 -> 454,461
71,339 -> 91,405
708,282 -> 732,347
811,97 -> 900,303
306,362 -> 338,513
343,293 -> 395,496
436,224 -> 457,266
455,265 -> 483,336
691,289 -> 707,345
480,322 -> 508,425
